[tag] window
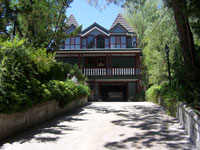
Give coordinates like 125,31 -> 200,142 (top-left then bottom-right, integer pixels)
86,57 -> 106,68
97,35 -> 105,48
110,36 -> 126,48
132,36 -> 137,48
87,35 -> 95,48
116,36 -> 120,43
105,38 -> 109,48
65,37 -> 80,49
127,37 -> 132,48
81,38 -> 86,48
71,38 -> 75,45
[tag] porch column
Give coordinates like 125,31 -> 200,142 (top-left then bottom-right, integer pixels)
106,54 -> 108,76
136,80 -> 141,95
81,54 -> 84,72
78,54 -> 80,69
110,53 -> 112,76
135,53 -> 140,75
134,55 -> 136,76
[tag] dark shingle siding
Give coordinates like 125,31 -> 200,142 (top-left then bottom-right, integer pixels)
110,14 -> 134,33
82,22 -> 109,35
66,15 -> 79,27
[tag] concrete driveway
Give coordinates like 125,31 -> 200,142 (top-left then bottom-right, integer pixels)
0,102 -> 196,150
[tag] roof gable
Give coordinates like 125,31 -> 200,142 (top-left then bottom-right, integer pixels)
82,22 -> 109,36
110,24 -> 127,33
66,25 -> 76,34
66,14 -> 79,27
110,13 -> 134,33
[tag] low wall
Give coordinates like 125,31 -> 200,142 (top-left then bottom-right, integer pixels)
177,102 -> 200,150
0,97 -> 87,142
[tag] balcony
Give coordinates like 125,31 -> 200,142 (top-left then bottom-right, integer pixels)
83,68 -> 140,76
59,48 -> 141,52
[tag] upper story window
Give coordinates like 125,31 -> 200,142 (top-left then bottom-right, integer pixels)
110,36 -> 126,48
87,35 -> 95,48
127,36 -> 137,48
65,37 -> 80,49
81,38 -> 86,49
105,37 -> 109,48
97,35 -> 105,48
132,36 -> 137,48
127,37 -> 132,48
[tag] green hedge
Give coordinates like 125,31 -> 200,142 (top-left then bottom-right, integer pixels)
146,82 -> 180,116
0,39 -> 90,113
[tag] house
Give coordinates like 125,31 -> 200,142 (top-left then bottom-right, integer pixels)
56,14 -> 142,101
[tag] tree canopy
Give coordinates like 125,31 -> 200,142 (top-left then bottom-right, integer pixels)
0,0 -> 81,50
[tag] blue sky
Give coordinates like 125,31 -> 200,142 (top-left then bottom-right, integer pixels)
66,0 -> 123,30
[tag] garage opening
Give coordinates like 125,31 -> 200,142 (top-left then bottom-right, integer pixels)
100,84 -> 128,101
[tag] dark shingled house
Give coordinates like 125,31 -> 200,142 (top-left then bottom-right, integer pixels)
56,14 -> 142,101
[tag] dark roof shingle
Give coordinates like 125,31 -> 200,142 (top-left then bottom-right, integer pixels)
66,14 -> 79,27
82,22 -> 109,35
110,13 -> 134,33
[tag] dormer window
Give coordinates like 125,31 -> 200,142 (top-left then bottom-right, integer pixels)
97,35 -> 105,48
87,35 -> 95,48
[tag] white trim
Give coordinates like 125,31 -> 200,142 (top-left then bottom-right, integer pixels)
110,24 -> 127,33
66,25 -> 75,33
88,79 -> 139,82
82,27 -> 109,36
57,50 -> 141,53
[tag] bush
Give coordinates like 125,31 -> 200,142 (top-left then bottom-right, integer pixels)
145,84 -> 160,104
0,39 -> 54,113
0,39 -> 90,113
44,80 -> 90,107
146,82 -> 179,116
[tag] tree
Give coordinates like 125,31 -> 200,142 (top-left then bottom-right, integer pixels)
88,0 -> 200,68
0,0 -> 79,50
165,0 -> 197,68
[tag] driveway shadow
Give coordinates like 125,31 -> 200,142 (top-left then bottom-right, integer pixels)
85,103 -> 195,150
0,104 -> 90,145
107,105 -> 194,150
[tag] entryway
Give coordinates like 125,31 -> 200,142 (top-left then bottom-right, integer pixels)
99,84 -> 128,101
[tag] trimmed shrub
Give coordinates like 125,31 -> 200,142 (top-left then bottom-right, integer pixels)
0,39 -> 90,113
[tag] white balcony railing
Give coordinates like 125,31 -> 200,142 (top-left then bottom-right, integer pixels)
83,68 -> 137,76
84,68 -> 107,76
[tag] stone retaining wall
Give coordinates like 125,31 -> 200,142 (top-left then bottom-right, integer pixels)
177,102 -> 200,150
0,97 -> 87,141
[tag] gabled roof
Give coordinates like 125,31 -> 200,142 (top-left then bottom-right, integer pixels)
110,13 -> 134,33
66,14 -> 79,27
110,23 -> 129,33
81,22 -> 109,36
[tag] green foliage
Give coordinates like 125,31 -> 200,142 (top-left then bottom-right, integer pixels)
146,82 -> 178,116
0,38 -> 90,113
0,0 -> 83,50
125,0 -> 200,115
145,84 -> 160,104
45,80 -> 90,107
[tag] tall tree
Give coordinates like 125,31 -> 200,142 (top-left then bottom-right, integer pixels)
166,0 -> 196,67
0,0 -> 78,50
87,0 -> 199,68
